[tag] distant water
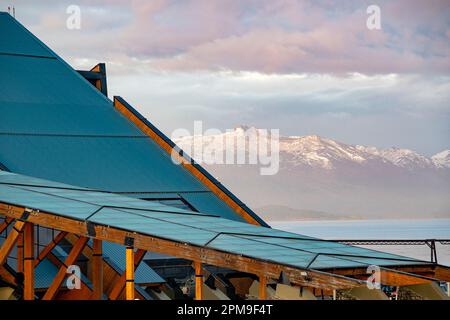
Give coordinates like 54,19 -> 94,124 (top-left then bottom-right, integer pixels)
270,219 -> 450,266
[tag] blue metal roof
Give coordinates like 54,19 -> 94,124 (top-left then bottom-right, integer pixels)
0,171 -> 430,271
0,12 -> 256,224
0,12 -> 52,57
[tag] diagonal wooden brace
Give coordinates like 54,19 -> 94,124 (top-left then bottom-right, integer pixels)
42,236 -> 89,300
0,217 -> 13,235
34,231 -> 68,267
0,219 -> 26,265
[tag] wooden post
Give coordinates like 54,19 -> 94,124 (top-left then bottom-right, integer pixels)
258,275 -> 267,300
17,232 -> 24,273
194,261 -> 203,300
125,246 -> 135,300
92,239 -> 103,300
23,223 -> 34,300
108,249 -> 146,300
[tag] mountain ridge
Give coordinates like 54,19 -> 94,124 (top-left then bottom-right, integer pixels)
174,126 -> 450,219
175,125 -> 450,170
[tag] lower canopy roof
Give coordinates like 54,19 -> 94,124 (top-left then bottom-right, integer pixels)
0,171 -> 432,275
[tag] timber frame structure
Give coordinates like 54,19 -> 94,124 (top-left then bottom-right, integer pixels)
0,171 -> 449,300
0,205 -> 360,300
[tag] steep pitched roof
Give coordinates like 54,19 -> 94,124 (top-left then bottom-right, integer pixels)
0,12 -> 265,225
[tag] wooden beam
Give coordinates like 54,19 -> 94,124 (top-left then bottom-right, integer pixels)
0,203 -> 365,291
113,97 -> 263,226
382,265 -> 450,282
434,266 -> 450,282
46,251 -> 93,299
23,222 -> 34,300
125,246 -> 135,300
380,268 -> 434,286
0,265 -> 16,284
65,234 -> 147,300
77,63 -> 108,96
258,275 -> 267,300
329,266 -> 437,286
194,261 -> 203,300
108,249 -> 146,300
17,232 -> 24,273
92,239 -> 103,300
42,236 -> 89,300
66,234 -> 115,294
35,231 -> 68,267
0,219 -> 25,265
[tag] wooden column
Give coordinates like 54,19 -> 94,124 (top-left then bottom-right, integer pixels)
125,246 -> 135,300
258,275 -> 267,300
92,239 -> 103,300
194,261 -> 203,300
17,232 -> 24,273
109,249 -> 146,300
23,223 -> 34,300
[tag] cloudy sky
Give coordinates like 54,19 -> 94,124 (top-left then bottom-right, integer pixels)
7,0 -> 450,155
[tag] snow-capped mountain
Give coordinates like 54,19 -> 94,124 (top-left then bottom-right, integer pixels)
174,126 -> 450,219
175,125 -> 446,171
432,150 -> 450,168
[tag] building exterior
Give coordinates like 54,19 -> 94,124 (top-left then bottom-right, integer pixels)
0,12 -> 449,300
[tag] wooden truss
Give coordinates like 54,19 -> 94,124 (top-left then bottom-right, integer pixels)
1,203 -> 449,300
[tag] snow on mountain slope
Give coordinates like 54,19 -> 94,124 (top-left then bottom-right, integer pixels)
174,126 -> 450,218
432,150 -> 450,168
279,135 -> 367,169
174,125 -> 446,171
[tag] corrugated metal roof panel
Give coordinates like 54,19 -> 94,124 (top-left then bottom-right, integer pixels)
123,193 -> 188,200
0,172 -> 429,271
0,13 -> 52,57
0,178 -> 211,220
0,170 -> 88,189
90,208 -> 218,246
0,135 -> 209,193
180,192 -> 246,222
17,186 -> 210,216
0,184 -> 100,220
0,13 -> 263,224
0,55 -> 143,135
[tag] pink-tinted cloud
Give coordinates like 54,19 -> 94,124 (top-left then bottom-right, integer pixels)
15,0 -> 450,74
